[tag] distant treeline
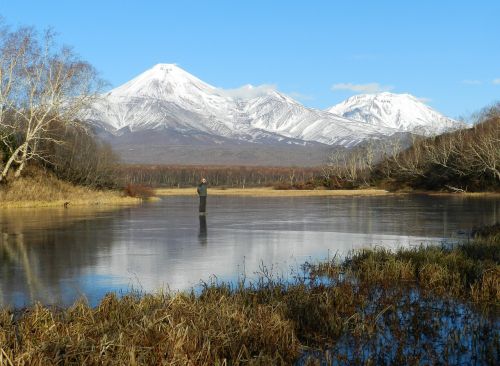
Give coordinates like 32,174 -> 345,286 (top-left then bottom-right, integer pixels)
118,165 -> 325,188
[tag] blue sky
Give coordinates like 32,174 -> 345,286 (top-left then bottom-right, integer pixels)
1,0 -> 499,118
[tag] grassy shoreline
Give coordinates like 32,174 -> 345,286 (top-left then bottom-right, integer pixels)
4,186 -> 499,208
0,172 -> 141,208
1,226 -> 498,365
155,186 -> 500,198
156,187 -> 393,197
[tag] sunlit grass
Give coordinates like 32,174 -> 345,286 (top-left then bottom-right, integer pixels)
0,169 -> 140,208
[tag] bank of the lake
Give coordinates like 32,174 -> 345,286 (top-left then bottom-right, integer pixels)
155,186 -> 500,198
156,187 -> 393,197
0,226 -> 498,365
0,171 -> 141,208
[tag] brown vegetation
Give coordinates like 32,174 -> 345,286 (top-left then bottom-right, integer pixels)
123,184 -> 156,199
323,141 -> 378,188
373,105 -> 500,192
42,123 -> 120,188
0,166 -> 138,208
273,181 -> 317,190
0,226 -> 498,365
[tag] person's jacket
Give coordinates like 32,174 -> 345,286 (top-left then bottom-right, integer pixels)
197,183 -> 208,196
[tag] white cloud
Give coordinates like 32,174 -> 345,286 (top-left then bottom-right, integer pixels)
331,82 -> 393,93
222,84 -> 277,99
493,78 -> 500,85
462,79 -> 482,85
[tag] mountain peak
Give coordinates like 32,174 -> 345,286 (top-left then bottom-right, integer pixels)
327,92 -> 460,134
107,63 -> 217,100
341,92 -> 418,103
151,63 -> 180,70
148,63 -> 192,77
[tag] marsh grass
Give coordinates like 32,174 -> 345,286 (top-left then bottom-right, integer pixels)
0,227 -> 498,365
300,228 -> 499,365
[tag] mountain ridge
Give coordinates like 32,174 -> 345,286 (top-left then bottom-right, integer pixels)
81,64 -> 462,165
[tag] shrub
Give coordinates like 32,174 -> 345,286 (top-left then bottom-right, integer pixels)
274,183 -> 293,190
123,184 -> 155,198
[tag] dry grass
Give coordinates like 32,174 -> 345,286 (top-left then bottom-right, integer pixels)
0,292 -> 299,365
0,169 -> 140,208
0,226 -> 498,365
155,187 -> 392,197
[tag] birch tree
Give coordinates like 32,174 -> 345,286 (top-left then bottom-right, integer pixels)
0,24 -> 101,182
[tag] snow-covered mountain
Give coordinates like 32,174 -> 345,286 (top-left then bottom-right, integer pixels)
327,92 -> 460,135
82,64 -> 462,164
83,64 -> 398,148
84,64 -> 237,137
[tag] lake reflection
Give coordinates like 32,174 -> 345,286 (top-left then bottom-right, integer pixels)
1,195 -> 498,307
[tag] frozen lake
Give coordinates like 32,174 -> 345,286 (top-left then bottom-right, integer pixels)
1,194 -> 498,307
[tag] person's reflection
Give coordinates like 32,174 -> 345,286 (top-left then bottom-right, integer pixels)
198,215 -> 208,246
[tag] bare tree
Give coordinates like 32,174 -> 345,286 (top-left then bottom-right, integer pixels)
324,142 -> 379,187
465,115 -> 500,181
0,24 -> 101,182
372,104 -> 499,191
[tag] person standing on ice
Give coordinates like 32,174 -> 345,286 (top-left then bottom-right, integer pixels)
197,178 -> 208,214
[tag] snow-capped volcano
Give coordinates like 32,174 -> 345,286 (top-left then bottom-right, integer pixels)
85,64 -> 237,135
84,64 -> 398,147
82,64 -> 462,164
108,63 -> 218,100
327,92 -> 460,135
